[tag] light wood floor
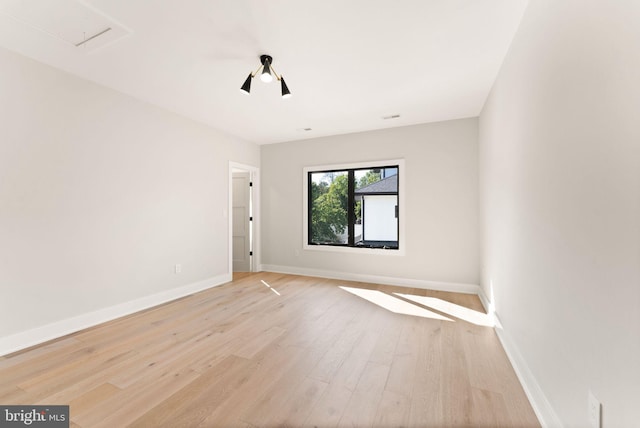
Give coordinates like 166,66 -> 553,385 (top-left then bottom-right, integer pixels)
0,272 -> 539,427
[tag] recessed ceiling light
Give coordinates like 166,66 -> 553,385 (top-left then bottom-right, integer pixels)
382,114 -> 400,120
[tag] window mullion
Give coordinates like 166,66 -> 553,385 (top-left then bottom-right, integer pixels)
347,169 -> 355,246
307,172 -> 313,245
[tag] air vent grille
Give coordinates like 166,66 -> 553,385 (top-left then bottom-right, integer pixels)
0,0 -> 131,52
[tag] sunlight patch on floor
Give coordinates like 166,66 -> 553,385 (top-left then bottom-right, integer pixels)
339,286 -> 453,321
261,280 -> 281,296
393,293 -> 494,327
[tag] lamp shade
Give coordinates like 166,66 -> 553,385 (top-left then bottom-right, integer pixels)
280,77 -> 292,99
240,73 -> 252,94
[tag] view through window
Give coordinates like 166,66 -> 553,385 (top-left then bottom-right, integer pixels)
308,165 -> 399,249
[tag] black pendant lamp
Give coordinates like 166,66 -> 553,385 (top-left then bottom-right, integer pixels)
240,54 -> 292,99
240,73 -> 252,94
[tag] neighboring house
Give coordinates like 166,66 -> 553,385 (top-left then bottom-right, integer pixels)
354,174 -> 398,248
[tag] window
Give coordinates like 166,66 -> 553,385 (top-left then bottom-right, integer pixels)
304,161 -> 402,251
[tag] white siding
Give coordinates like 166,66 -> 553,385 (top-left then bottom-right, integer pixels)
363,195 -> 397,241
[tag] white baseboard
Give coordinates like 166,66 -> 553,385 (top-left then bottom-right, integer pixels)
260,264 -> 480,295
476,287 -> 502,329
0,273 -> 231,357
494,313 -> 563,428
477,286 -> 491,313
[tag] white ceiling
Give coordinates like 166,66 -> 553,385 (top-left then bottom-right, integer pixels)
0,0 -> 528,145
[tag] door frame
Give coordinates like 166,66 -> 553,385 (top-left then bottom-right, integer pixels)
229,161 -> 260,274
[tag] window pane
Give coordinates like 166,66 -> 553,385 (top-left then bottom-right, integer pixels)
309,171 -> 348,245
354,167 -> 398,248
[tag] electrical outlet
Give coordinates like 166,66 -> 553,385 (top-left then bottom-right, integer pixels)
175,264 -> 182,274
588,390 -> 601,428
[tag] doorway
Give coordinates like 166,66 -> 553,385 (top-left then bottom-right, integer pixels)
229,162 -> 259,274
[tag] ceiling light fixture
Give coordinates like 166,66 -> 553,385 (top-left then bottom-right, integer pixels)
260,56 -> 273,83
240,54 -> 291,99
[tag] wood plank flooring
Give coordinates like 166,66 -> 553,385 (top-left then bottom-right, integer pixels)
0,272 -> 540,427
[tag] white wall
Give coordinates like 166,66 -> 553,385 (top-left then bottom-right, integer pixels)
261,119 -> 479,289
479,0 -> 640,426
0,47 -> 259,350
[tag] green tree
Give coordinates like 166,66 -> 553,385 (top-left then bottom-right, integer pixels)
311,180 -> 328,202
357,170 -> 381,189
311,174 -> 348,243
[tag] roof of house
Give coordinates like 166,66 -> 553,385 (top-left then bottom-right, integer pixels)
355,174 -> 398,195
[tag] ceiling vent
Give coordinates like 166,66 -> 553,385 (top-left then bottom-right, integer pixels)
0,0 -> 131,52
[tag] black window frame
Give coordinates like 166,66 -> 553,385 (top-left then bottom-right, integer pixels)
307,164 -> 400,250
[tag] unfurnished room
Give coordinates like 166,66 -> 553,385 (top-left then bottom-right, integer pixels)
0,1 -> 638,427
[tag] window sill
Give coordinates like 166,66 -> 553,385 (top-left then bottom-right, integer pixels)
303,244 -> 405,256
